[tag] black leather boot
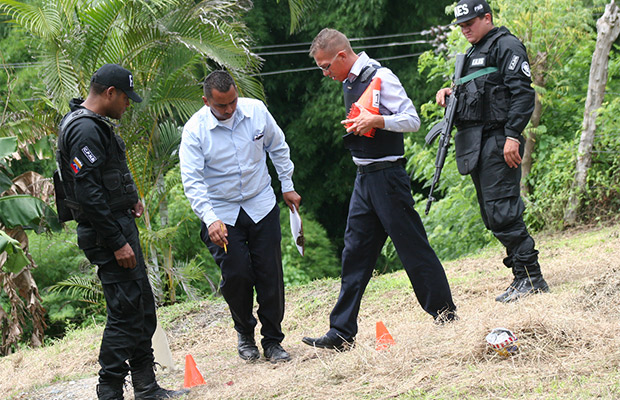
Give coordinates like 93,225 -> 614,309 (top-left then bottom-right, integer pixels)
96,381 -> 124,400
131,365 -> 189,399
500,264 -> 549,303
495,275 -> 520,302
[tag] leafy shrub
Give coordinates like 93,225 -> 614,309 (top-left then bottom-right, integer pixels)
280,205 -> 340,286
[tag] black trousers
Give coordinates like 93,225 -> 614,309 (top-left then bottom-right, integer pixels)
203,205 -> 285,348
470,133 -> 539,273
99,276 -> 157,383
328,164 -> 456,340
78,214 -> 156,384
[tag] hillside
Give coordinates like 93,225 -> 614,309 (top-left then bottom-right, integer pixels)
2,224 -> 620,399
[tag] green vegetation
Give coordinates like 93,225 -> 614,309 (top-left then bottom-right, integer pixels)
1,0 -> 619,353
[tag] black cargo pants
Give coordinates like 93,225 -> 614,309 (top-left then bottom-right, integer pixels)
470,132 -> 539,274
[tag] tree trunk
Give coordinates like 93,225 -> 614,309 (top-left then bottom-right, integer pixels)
564,0 -> 620,226
520,51 -> 546,195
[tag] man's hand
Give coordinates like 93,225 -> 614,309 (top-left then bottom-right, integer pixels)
503,138 -> 522,168
131,201 -> 144,218
114,243 -> 136,269
283,191 -> 302,212
208,219 -> 228,249
341,106 -> 384,136
436,88 -> 452,108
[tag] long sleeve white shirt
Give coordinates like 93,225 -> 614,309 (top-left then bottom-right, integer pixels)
179,98 -> 295,227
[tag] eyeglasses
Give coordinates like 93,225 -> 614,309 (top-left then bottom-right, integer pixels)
318,52 -> 341,72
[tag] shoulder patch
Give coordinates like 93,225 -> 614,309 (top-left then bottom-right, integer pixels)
81,146 -> 98,163
508,55 -> 520,71
521,61 -> 531,77
70,157 -> 83,174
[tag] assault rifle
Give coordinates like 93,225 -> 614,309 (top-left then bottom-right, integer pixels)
424,53 -> 466,215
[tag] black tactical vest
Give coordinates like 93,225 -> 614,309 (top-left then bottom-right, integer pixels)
342,65 -> 404,158
455,27 -> 510,129
56,108 -> 139,221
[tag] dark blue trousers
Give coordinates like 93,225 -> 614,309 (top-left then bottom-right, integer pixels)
203,205 -> 285,348
328,164 -> 456,340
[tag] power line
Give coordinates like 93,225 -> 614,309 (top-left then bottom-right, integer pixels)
0,32 -> 439,68
257,39 -> 431,56
256,52 -> 425,77
251,30 -> 435,50
0,61 -> 44,69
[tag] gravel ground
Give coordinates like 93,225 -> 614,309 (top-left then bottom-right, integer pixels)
12,377 -> 103,400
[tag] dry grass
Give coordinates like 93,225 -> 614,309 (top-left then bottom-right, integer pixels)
2,225 -> 620,399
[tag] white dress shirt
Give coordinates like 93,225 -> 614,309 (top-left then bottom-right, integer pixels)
180,98 -> 295,227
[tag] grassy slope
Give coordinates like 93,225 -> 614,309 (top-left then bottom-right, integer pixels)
2,224 -> 620,399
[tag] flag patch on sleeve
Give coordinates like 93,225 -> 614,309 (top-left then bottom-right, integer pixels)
70,157 -> 83,174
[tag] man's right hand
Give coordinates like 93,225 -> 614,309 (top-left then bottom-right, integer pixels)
436,88 -> 452,108
208,219 -> 228,249
114,243 -> 136,269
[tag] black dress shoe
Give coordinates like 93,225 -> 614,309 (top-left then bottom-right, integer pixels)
301,335 -> 354,351
237,332 -> 260,361
434,310 -> 459,325
264,343 -> 291,363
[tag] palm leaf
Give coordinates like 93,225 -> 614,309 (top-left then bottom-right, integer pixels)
0,0 -> 63,39
48,275 -> 104,306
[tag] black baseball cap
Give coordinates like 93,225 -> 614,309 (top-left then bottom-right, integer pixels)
91,64 -> 143,103
454,0 -> 492,24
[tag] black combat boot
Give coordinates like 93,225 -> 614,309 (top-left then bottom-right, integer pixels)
495,274 -> 520,302
131,365 -> 189,399
96,381 -> 124,400
500,264 -> 549,303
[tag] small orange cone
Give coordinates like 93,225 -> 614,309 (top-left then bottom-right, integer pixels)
184,354 -> 205,388
376,321 -> 395,351
345,77 -> 381,138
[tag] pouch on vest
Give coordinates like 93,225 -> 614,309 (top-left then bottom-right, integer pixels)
53,170 -> 77,222
454,125 -> 483,175
456,80 -> 483,123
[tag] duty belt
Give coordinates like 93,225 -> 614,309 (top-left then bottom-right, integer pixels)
357,158 -> 406,174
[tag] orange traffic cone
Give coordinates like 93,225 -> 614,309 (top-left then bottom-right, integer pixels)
345,77 -> 382,138
184,354 -> 205,388
376,321 -> 395,351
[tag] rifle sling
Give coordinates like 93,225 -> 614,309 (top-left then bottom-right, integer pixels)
455,67 -> 498,86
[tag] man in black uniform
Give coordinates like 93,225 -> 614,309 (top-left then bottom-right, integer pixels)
302,29 -> 456,351
435,0 -> 549,302
56,64 -> 188,400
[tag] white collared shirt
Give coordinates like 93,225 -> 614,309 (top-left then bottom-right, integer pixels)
179,98 -> 295,227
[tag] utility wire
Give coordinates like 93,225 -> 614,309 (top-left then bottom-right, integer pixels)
2,31 -> 439,68
257,39 -> 431,56
256,52 -> 425,77
251,30 -> 435,50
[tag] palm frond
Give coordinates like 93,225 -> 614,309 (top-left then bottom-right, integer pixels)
79,0 -> 128,69
40,50 -> 80,114
277,0 -> 317,34
48,275 -> 104,306
0,0 -> 63,39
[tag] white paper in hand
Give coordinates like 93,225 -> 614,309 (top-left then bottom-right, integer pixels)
289,205 -> 304,256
